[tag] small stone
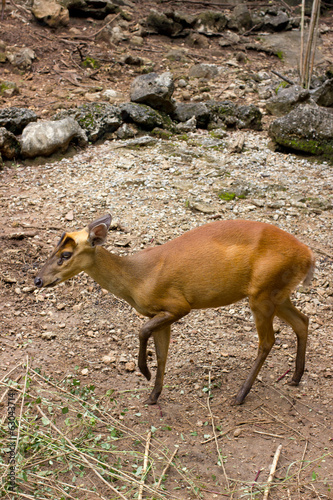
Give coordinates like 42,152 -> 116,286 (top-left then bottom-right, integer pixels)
125,361 -> 136,372
65,210 -> 73,221
81,368 -> 89,375
102,352 -> 116,364
41,332 -> 56,340
233,428 -> 242,438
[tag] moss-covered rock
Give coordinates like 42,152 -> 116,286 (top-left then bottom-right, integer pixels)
269,105 -> 333,157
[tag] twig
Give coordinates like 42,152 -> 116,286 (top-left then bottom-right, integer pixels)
207,371 -> 229,489
297,440 -> 308,495
90,12 -> 120,38
138,430 -> 152,500
263,444 -> 282,500
276,368 -> 291,382
201,420 -> 274,444
156,447 -> 178,489
15,356 -> 29,454
253,430 -> 286,439
271,70 -> 295,85
300,0 -> 305,84
0,361 -> 23,384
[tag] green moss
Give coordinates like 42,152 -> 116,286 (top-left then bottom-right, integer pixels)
276,50 -> 284,61
151,128 -> 173,139
81,57 -> 100,69
275,81 -> 288,94
218,191 -> 236,201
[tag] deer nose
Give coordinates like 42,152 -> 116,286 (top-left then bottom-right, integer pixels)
34,277 -> 43,288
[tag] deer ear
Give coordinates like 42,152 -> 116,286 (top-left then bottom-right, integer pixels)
88,214 -> 112,246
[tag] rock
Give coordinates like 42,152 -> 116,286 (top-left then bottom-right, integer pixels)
227,4 -> 252,32
166,48 -> 189,62
81,368 -> 89,375
32,0 -> 69,27
189,63 -> 219,80
195,10 -> 227,34
41,332 -> 56,340
21,117 -> 88,158
121,136 -> 157,148
0,107 -> 38,134
176,115 -> 197,132
311,78 -> 333,107
0,127 -> 21,160
120,102 -> 164,130
268,104 -> 333,156
102,352 -> 116,364
116,122 -> 138,139
62,0 -> 118,19
206,101 -> 262,130
130,72 -> 175,114
125,361 -> 136,372
6,48 -> 36,69
186,33 -> 209,48
262,9 -> 290,32
55,103 -> 122,142
130,35 -> 144,46
173,102 -> 210,128
122,54 -> 144,66
0,81 -> 19,97
146,9 -> 175,36
266,85 -> 312,116
218,31 -> 241,47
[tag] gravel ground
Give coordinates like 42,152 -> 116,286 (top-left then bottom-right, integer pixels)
1,130 -> 333,499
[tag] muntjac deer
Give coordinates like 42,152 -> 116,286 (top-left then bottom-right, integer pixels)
34,214 -> 314,405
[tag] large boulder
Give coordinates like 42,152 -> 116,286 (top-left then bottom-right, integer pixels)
55,103 -> 123,142
266,85 -> 312,116
0,107 -> 37,134
195,10 -> 228,34
32,0 -> 69,27
0,127 -> 21,159
119,102 -> 164,130
61,0 -> 118,19
268,104 -> 333,156
206,101 -> 262,130
227,4 -> 252,32
172,102 -> 210,128
310,78 -> 333,107
130,72 -> 175,114
21,117 -> 87,158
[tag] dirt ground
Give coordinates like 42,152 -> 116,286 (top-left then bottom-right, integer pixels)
0,2 -> 333,499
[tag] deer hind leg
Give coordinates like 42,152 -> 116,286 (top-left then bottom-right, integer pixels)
233,296 -> 276,405
276,297 -> 309,385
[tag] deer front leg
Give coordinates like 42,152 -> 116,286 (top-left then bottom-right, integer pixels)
137,310 -> 186,404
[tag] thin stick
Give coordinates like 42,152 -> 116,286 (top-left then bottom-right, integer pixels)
15,356 -> 29,454
0,361 -> 23,385
300,0 -> 305,84
263,444 -> 282,500
308,1 -> 321,89
138,430 -> 152,500
271,70 -> 295,86
91,12 -> 120,38
297,440 -> 308,494
156,448 -> 178,489
207,371 -> 229,489
253,430 -> 285,439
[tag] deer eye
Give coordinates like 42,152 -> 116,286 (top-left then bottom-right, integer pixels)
62,251 -> 72,260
